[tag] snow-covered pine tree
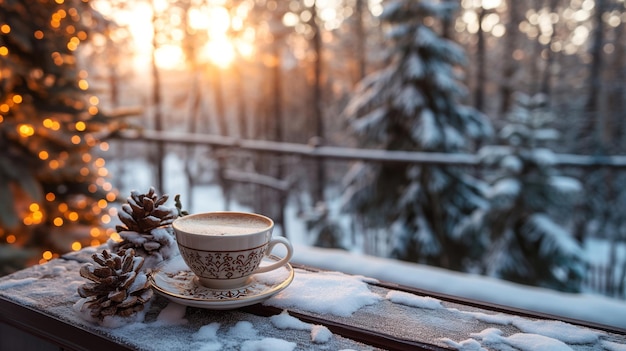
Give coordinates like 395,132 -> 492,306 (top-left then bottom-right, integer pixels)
342,0 -> 492,269
455,93 -> 586,292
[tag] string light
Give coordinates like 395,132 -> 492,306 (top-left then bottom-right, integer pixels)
42,251 -> 53,260
71,241 -> 82,251
18,124 -> 35,137
53,217 -> 64,227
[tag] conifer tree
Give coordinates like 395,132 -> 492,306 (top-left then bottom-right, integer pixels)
342,0 -> 492,269
456,93 -> 586,292
0,0 -> 115,273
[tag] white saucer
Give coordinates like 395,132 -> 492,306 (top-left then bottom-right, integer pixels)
149,255 -> 294,310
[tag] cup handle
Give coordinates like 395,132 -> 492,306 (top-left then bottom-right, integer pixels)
254,236 -> 293,274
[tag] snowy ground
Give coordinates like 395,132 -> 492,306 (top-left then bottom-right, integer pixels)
108,153 -> 626,330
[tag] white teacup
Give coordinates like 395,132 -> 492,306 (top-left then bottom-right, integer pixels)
172,211 -> 293,289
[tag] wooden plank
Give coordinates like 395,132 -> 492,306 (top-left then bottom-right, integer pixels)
0,296 -> 132,351
242,304 -> 451,351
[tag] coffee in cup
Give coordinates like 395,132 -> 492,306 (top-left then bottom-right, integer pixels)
172,211 -> 293,289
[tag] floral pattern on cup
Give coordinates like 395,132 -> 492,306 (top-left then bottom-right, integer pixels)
177,243 -> 268,280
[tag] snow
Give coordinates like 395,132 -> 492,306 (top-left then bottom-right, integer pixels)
240,338 -> 296,351
264,269 -> 381,317
292,245 -> 626,330
270,310 -> 333,343
385,290 -> 443,309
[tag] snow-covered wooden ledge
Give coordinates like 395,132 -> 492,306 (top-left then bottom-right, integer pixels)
1,247 -> 625,351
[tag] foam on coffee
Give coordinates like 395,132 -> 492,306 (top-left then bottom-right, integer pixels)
175,213 -> 270,236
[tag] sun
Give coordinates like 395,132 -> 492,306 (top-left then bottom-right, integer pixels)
154,44 -> 185,70
201,37 -> 235,69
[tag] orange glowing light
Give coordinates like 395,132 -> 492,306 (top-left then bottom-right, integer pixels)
39,151 -> 49,160
68,212 -> 79,221
71,241 -> 82,251
90,227 -> 100,237
58,203 -> 68,212
53,217 -> 64,226
88,106 -> 99,115
109,232 -> 121,242
49,160 -> 60,169
71,135 -> 81,144
46,192 -> 56,201
99,142 -> 109,151
0,24 -> 10,34
34,30 -> 44,39
78,79 -> 88,90
75,121 -> 86,131
18,124 -> 35,137
88,184 -> 98,193
43,251 -> 53,260
97,199 -> 107,209
94,158 -> 105,167
101,214 -> 111,224
106,192 -> 116,202
29,203 -> 40,212
6,235 -> 16,244
12,94 -> 22,104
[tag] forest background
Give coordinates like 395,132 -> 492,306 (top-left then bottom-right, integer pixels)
1,0 -> 626,301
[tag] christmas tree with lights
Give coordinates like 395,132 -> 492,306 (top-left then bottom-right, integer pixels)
0,0 -> 118,274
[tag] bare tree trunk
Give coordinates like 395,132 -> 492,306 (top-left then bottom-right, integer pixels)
474,7 -> 486,111
150,0 -> 164,193
310,2 -> 325,205
579,0 -> 607,153
354,0 -> 367,84
498,0 -> 521,116
607,16 -> 625,152
233,64 -> 248,138
539,0 -> 560,101
271,38 -> 287,237
211,65 -> 228,136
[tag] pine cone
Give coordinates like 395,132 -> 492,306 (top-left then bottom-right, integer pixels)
116,187 -> 178,233
109,187 -> 179,267
77,249 -> 153,321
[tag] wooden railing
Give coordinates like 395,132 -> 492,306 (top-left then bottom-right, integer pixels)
114,129 -> 626,168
